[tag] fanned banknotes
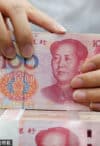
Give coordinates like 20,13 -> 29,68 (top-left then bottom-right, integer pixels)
0,32 -> 100,110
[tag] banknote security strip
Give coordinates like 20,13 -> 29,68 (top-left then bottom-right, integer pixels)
0,32 -> 100,110
0,110 -> 100,146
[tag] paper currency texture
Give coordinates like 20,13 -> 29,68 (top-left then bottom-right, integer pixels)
0,32 -> 100,110
0,110 -> 100,146
0,53 -> 24,108
24,32 -> 100,110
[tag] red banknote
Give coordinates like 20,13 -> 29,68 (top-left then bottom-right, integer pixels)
0,32 -> 100,110
0,109 -> 100,146
24,33 -> 100,110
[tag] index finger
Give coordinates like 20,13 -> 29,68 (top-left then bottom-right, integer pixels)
27,6 -> 66,34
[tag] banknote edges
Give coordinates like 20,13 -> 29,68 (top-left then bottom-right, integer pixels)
0,110 -> 100,146
0,32 -> 100,110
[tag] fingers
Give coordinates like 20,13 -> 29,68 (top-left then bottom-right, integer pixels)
71,54 -> 100,111
71,70 -> 100,88
81,54 -> 100,72
27,6 -> 66,34
0,12 -> 16,58
0,1 -> 66,59
90,103 -> 100,111
7,5 -> 33,58
73,88 -> 100,103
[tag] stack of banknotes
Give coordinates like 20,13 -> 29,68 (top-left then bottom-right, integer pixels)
0,109 -> 100,146
0,32 -> 99,110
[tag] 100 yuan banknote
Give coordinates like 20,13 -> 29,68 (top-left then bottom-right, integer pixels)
0,110 -> 100,146
0,32 -> 99,110
23,32 -> 100,110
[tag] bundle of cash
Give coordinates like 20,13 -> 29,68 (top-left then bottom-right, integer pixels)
0,32 -> 100,110
0,109 -> 100,146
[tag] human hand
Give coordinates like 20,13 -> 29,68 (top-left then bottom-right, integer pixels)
0,0 -> 66,58
71,54 -> 100,111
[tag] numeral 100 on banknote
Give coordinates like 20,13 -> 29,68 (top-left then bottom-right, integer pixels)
0,54 -> 39,69
0,33 -> 100,110
0,39 -> 100,70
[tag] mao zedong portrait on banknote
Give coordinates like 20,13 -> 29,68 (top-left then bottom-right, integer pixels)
41,39 -> 88,104
35,127 -> 79,146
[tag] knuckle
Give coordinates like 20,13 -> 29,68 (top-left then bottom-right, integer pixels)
9,3 -> 24,13
0,35 -> 11,46
17,31 -> 32,45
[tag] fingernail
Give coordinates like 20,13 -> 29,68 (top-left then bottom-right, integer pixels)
71,77 -> 83,88
89,102 -> 93,109
2,44 -> 16,59
90,103 -> 100,111
21,44 -> 33,58
73,90 -> 86,101
54,23 -> 66,33
84,62 -> 96,71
